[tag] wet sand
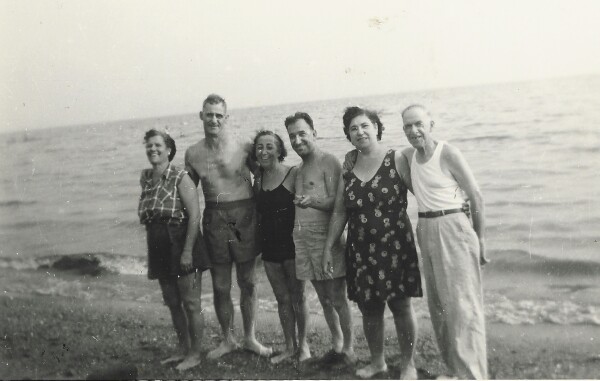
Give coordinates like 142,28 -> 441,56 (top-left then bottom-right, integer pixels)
1,267 -> 599,379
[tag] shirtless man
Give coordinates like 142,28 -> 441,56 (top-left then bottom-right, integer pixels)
184,94 -> 272,359
284,112 -> 356,366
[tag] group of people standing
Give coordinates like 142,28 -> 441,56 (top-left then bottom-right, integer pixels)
138,94 -> 488,379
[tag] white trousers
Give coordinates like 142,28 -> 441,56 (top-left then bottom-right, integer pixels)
417,213 -> 488,379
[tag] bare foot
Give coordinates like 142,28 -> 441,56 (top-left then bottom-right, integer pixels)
243,338 -> 273,357
435,375 -> 458,380
270,348 -> 295,364
341,349 -> 357,366
207,340 -> 239,360
160,353 -> 186,365
175,353 -> 202,371
298,344 -> 311,362
400,364 -> 418,380
356,362 -> 388,379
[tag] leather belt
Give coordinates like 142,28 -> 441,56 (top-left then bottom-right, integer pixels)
418,208 -> 464,218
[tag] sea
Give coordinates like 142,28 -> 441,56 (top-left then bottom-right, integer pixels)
1,75 -> 599,326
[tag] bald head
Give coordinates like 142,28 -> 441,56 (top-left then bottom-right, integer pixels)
401,104 -> 431,119
402,104 -> 435,149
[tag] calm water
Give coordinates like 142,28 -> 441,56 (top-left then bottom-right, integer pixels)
1,75 -> 599,325
2,75 -> 598,264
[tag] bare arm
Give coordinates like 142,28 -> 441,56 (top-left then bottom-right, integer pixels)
283,166 -> 298,193
244,141 -> 260,174
443,145 -> 488,265
184,149 -> 201,187
252,167 -> 262,194
322,173 -> 348,275
294,164 -> 303,199
178,174 -> 200,268
395,150 -> 413,194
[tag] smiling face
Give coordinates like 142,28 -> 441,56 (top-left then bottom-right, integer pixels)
200,102 -> 228,137
145,135 -> 171,166
402,107 -> 434,149
348,114 -> 379,149
286,119 -> 317,158
255,134 -> 280,169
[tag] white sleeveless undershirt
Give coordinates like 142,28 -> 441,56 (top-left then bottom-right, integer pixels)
411,141 -> 465,212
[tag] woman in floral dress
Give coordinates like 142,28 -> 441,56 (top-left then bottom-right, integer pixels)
322,107 -> 422,379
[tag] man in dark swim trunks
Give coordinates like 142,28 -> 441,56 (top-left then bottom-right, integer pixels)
184,94 -> 272,360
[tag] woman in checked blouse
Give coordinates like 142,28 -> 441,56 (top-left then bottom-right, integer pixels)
138,129 -> 210,371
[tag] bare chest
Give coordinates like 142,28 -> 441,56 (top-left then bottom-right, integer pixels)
196,147 -> 247,179
298,166 -> 325,193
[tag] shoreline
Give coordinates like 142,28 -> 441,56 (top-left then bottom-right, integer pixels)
1,268 -> 600,379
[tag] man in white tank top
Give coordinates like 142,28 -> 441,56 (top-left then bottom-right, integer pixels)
402,104 -> 488,379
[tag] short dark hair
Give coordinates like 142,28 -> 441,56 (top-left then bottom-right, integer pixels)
284,112 -> 314,131
143,129 -> 176,162
342,106 -> 384,141
251,130 -> 288,162
202,93 -> 227,112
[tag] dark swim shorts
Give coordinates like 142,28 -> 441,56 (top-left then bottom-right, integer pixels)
145,222 -> 211,280
202,198 -> 259,264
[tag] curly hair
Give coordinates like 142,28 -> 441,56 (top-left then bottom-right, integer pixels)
251,130 -> 288,162
342,106 -> 384,142
143,129 -> 176,162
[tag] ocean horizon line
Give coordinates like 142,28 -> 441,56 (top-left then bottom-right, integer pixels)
2,72 -> 599,136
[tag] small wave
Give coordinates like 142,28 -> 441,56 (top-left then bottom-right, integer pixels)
0,200 -> 36,207
490,184 -> 544,192
462,122 -> 484,129
578,145 -> 600,153
486,294 -> 600,325
487,200 -> 556,208
452,135 -> 512,143
489,250 -> 600,277
0,252 -> 146,276
3,221 -> 41,229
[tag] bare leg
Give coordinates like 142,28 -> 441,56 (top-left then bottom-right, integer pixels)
264,260 -> 296,364
389,298 -> 418,379
356,303 -> 388,379
162,305 -> 189,364
207,263 -> 239,359
176,272 -> 205,371
159,278 -> 190,364
284,260 -> 311,361
237,258 -> 273,357
312,279 -> 343,353
329,277 -> 355,361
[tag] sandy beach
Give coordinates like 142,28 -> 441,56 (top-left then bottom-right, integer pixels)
1,265 -> 599,380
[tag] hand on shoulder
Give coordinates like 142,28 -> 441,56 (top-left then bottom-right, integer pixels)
343,149 -> 358,172
401,146 -> 415,159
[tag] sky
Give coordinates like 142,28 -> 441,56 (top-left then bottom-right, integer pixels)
1,0 -> 599,133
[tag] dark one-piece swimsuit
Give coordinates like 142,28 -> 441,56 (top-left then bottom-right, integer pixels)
256,167 -> 296,263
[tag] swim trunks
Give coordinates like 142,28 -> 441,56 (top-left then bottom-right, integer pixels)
293,221 -> 345,281
202,198 -> 259,264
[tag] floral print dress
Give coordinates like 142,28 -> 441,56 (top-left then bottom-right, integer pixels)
344,149 -> 423,305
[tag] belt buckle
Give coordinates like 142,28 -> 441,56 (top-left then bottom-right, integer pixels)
440,209 -> 445,216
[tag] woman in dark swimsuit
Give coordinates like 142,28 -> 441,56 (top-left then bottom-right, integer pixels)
252,130 -> 310,363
